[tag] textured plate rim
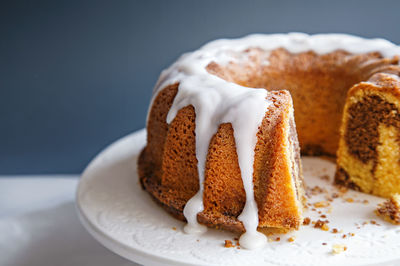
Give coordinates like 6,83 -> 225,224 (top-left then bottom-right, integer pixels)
76,129 -> 201,266
75,129 -> 400,266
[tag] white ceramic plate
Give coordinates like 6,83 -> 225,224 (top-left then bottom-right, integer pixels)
77,129 -> 400,266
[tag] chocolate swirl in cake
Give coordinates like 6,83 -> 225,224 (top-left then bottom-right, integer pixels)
345,95 -> 400,171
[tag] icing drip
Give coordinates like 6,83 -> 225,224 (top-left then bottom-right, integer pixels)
231,92 -> 269,249
149,33 -> 400,250
166,67 -> 270,246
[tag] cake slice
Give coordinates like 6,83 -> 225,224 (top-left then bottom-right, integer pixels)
139,89 -> 305,233
335,73 -> 400,198
375,194 -> 400,224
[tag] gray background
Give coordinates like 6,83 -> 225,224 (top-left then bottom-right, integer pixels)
1,0 -> 400,174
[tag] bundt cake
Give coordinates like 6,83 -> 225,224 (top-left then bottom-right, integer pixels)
138,33 -> 400,249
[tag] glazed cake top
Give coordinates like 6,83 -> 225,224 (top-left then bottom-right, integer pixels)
152,33 -> 400,97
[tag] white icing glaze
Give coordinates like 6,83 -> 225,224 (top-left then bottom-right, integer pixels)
148,33 -> 400,250
165,65 -> 270,248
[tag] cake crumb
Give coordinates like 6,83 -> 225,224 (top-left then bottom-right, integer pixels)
224,240 -> 234,248
172,227 -> 176,230
345,198 -> 354,203
326,196 -> 333,202
314,219 -> 330,231
338,186 -> 348,194
320,174 -> 330,181
303,217 -> 311,225
321,224 -> 330,231
276,237 -> 281,241
332,244 -> 347,254
331,228 -> 338,233
363,199 -> 369,204
309,185 -> 324,195
314,201 -> 330,208
320,214 -> 327,218
322,242 -> 327,245
287,237 -> 295,242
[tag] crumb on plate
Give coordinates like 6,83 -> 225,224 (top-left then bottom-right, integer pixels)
332,244 -> 347,254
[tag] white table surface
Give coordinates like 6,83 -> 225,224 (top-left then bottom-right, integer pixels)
0,176 -> 140,266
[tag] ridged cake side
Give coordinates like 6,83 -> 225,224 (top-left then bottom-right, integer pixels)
139,89 -> 304,232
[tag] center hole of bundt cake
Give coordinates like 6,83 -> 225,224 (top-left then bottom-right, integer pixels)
206,47 -> 387,156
